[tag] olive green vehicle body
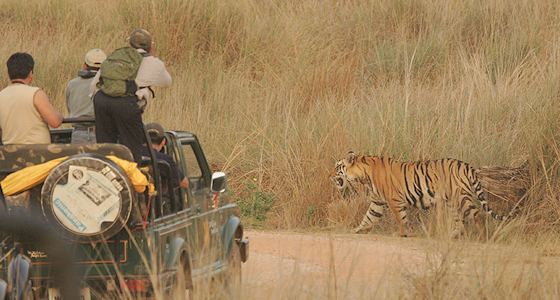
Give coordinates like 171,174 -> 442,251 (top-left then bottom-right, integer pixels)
0,128 -> 247,297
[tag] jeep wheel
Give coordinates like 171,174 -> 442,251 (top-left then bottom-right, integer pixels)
223,239 -> 242,299
172,254 -> 192,300
41,154 -> 134,243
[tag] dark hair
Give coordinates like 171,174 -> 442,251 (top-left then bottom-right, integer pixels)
85,65 -> 100,72
7,52 -> 34,80
150,136 -> 165,145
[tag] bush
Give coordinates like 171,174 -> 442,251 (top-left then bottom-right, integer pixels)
235,179 -> 276,224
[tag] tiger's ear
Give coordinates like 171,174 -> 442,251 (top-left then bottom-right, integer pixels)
343,151 -> 356,167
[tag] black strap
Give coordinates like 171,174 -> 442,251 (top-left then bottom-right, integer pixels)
78,69 -> 96,79
11,80 -> 25,84
139,86 -> 155,98
0,184 -> 8,217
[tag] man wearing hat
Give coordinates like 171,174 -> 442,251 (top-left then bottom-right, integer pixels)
65,48 -> 107,143
142,122 -> 189,191
127,29 -> 172,106
90,29 -> 172,163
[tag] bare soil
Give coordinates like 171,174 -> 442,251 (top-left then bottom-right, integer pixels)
241,229 -> 435,299
241,229 -> 560,299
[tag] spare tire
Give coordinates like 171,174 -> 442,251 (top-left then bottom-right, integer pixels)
41,154 -> 134,243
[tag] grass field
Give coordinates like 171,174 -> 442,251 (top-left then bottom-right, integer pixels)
2,0 -> 560,297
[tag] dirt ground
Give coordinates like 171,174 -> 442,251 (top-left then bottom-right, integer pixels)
241,229 -> 436,299
240,229 -> 560,299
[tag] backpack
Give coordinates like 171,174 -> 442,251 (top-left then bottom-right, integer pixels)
97,47 -> 144,97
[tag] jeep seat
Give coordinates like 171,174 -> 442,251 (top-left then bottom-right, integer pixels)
0,143 -> 134,179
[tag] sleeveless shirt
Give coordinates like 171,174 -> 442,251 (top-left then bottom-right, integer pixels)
0,84 -> 50,144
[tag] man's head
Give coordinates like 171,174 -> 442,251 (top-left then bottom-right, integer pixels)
84,49 -> 107,71
7,52 -> 34,80
128,29 -> 152,52
146,122 -> 166,146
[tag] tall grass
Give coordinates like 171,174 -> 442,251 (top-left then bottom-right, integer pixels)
2,0 -> 560,233
5,0 -> 560,299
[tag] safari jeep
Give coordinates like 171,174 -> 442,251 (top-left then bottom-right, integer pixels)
0,119 -> 249,300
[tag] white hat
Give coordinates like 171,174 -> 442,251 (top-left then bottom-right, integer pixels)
84,49 -> 107,68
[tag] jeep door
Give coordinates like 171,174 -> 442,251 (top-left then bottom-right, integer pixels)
175,138 -> 222,269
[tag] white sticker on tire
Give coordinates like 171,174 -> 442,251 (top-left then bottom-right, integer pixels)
52,165 -> 121,234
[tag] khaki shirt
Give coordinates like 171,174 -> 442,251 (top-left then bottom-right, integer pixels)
0,84 -> 50,144
90,48 -> 172,101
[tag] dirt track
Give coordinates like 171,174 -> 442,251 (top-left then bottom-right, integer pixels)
241,229 -> 434,299
240,229 -> 560,299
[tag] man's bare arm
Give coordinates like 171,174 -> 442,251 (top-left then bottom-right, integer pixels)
180,177 -> 189,188
34,90 -> 63,128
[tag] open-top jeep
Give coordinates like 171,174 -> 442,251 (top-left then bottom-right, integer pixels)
0,119 -> 249,299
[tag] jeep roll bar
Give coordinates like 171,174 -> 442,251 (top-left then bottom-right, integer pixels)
0,184 -> 7,218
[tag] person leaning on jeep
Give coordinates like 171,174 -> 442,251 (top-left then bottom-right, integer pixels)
65,48 -> 107,143
142,122 -> 189,192
0,52 -> 63,145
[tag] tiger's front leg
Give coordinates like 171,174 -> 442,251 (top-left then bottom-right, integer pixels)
387,200 -> 409,237
354,201 -> 385,234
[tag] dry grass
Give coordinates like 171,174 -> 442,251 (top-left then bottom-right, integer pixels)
3,0 -> 560,298
2,0 -> 559,230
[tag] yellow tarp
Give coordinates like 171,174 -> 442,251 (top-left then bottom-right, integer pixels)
0,155 -> 154,196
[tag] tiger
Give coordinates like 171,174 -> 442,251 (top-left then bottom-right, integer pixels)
330,151 -> 506,238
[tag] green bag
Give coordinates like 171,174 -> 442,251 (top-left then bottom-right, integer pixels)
97,47 -> 143,97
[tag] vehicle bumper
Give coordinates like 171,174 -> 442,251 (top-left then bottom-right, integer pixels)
238,238 -> 249,262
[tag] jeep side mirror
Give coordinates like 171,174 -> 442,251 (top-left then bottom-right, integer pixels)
210,172 -> 227,193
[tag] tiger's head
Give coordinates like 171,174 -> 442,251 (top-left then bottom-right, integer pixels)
330,151 -> 359,189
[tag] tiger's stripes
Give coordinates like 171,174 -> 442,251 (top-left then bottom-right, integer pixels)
330,151 -> 506,238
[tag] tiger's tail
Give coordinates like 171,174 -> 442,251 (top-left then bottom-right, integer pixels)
471,168 -> 507,221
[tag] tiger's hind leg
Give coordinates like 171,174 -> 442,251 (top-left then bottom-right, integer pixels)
451,193 -> 468,239
474,210 -> 488,241
354,201 -> 386,234
457,195 -> 488,241
451,212 -> 465,239
464,205 -> 488,241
